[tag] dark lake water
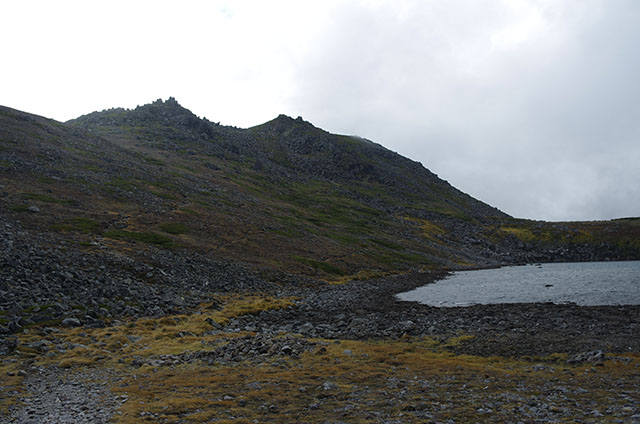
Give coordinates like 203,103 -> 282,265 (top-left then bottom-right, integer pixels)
398,261 -> 640,307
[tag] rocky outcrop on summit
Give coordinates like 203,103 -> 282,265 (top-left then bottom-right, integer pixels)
68,97 -> 234,144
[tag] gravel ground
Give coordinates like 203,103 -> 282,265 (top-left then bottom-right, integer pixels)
5,367 -> 121,424
237,271 -> 640,357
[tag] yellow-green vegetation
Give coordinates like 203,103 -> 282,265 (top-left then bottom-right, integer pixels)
11,314 -> 640,423
159,222 -> 189,235
402,216 -> 446,242
51,217 -> 100,233
210,295 -> 297,326
110,345 -> 638,422
293,256 -> 345,276
501,226 -> 538,242
22,192 -> 73,204
103,229 -> 174,247
0,361 -> 25,415
6,285 -> 640,422
15,295 -> 296,366
327,269 -> 392,285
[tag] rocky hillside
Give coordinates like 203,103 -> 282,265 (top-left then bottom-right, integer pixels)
1,98 -> 639,283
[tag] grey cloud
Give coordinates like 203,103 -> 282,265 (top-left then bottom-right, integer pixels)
287,0 -> 640,220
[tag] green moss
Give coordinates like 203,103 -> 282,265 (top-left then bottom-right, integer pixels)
326,233 -> 361,245
9,205 -> 29,212
180,208 -> 200,216
103,229 -> 174,247
293,256 -> 345,275
369,251 -> 430,267
155,191 -> 180,200
159,223 -> 189,235
22,192 -> 72,204
501,227 -> 536,242
52,218 -> 100,233
51,223 -> 74,231
371,238 -> 404,250
143,156 -> 166,166
37,176 -> 56,184
269,228 -> 297,238
108,177 -> 137,191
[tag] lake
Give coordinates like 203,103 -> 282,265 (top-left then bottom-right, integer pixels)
397,261 -> 640,307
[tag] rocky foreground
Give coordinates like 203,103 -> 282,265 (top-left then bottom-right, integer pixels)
1,217 -> 639,423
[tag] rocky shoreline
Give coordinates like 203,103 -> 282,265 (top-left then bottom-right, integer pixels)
236,271 -> 640,357
2,211 -> 639,359
4,270 -> 640,423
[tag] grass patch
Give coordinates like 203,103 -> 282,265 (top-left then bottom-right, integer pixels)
326,232 -> 361,245
159,222 -> 189,235
10,305 -> 640,423
22,192 -> 72,204
36,175 -> 56,184
108,177 -> 137,191
402,216 -> 446,241
501,226 -> 537,242
51,217 -> 100,233
58,357 -> 95,368
369,251 -> 430,267
103,229 -> 173,247
143,156 -> 166,166
0,362 -> 26,415
371,238 -> 404,250
9,205 -> 30,212
179,208 -> 200,216
328,269 -> 390,285
212,295 -> 297,326
293,256 -> 345,276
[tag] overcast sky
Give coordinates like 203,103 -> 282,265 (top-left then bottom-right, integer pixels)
2,0 -> 639,221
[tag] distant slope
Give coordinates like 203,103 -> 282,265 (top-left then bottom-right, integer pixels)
1,99 -> 638,281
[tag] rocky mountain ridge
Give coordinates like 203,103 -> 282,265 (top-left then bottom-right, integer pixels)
2,98 -> 639,279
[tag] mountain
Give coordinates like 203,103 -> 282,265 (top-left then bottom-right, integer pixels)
3,98 -> 640,423
1,98 -> 639,281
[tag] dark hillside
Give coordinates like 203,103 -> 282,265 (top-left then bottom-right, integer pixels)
1,99 -> 638,284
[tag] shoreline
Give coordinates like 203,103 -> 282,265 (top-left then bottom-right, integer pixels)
254,270 -> 640,357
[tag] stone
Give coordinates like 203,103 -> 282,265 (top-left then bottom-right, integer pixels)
27,205 -> 40,213
61,318 -> 82,327
323,381 -> 338,391
567,350 -> 606,365
8,320 -> 22,333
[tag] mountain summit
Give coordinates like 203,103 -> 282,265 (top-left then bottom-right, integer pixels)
68,97 -> 224,142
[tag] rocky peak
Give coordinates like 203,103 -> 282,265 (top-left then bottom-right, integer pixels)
68,97 -> 203,127
67,97 -> 224,142
256,114 -> 321,137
